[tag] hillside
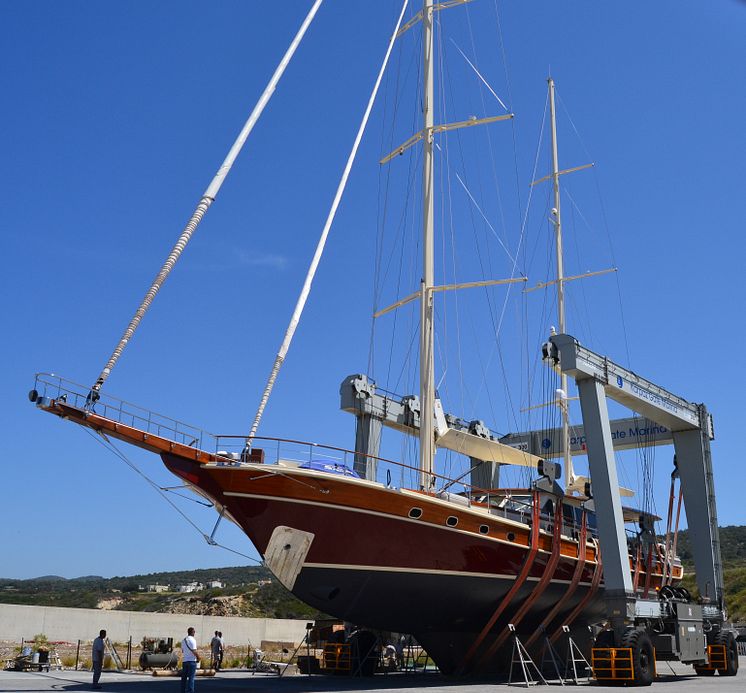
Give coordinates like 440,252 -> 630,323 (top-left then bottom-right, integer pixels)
0,565 -> 325,620
3,526 -> 745,621
674,525 -> 746,569
657,525 -> 746,621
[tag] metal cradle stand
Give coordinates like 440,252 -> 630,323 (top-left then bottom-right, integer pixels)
537,626 -> 565,685
508,625 -> 548,688
562,626 -> 592,684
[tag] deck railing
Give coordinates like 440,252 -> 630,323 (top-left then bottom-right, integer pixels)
31,372 -> 487,498
32,372 -> 209,450
32,372 -> 601,540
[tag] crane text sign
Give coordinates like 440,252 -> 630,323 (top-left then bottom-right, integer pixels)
500,417 -> 672,459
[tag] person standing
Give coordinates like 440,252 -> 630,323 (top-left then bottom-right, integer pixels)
210,631 -> 221,671
91,629 -> 106,690
180,627 -> 200,693
217,632 -> 225,670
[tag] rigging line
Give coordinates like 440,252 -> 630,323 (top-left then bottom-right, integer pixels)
371,9 -> 417,375
85,428 -> 262,564
161,489 -> 213,507
448,38 -> 508,111
441,81 -> 467,417
463,5 -> 512,313
84,428 -> 216,539
436,20 -> 451,407
439,51 -> 512,430
555,90 -> 597,174
378,30 -> 422,394
557,87 -> 633,366
566,190 -> 599,346
453,172 -> 517,265
385,148 -> 422,395
492,5 -> 529,280
87,0 -> 324,403
249,0 -> 411,439
465,97 -> 547,430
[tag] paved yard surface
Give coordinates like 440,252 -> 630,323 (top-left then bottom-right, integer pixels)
0,658 -> 742,692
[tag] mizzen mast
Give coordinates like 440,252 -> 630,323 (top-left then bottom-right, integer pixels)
548,76 -> 574,489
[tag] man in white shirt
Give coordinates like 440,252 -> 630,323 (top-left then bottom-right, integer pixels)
91,629 -> 106,690
180,627 -> 200,693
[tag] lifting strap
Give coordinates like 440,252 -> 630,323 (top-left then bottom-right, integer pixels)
668,488 -> 683,585
480,499 -> 565,663
458,490 -> 541,673
632,542 -> 642,593
642,544 -> 654,598
548,536 -> 602,643
525,509 -> 588,649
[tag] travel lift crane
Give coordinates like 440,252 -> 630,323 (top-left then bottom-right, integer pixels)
341,333 -> 739,686
543,333 -> 738,685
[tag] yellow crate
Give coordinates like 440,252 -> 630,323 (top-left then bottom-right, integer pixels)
320,643 -> 351,672
592,647 -> 635,681
697,644 -> 726,671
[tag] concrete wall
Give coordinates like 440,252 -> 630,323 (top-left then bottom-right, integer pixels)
0,604 -> 308,648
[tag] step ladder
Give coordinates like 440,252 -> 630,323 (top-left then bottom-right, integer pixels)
105,638 -> 124,671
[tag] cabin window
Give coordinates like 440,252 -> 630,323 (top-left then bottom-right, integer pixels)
479,524 -> 489,535
446,516 -> 458,527
408,507 -> 423,519
507,532 -> 516,542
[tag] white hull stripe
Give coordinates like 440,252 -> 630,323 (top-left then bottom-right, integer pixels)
301,561 -> 597,588
223,490 -> 599,565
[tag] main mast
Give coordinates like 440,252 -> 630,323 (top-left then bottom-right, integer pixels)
419,0 -> 436,490
548,77 -> 574,489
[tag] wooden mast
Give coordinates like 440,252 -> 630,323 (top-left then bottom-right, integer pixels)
548,76 -> 574,488
419,0 -> 435,491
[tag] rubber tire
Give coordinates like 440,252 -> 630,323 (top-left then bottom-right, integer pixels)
621,628 -> 655,687
714,631 -> 739,677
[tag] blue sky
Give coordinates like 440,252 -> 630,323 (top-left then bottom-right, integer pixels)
2,1 -> 745,580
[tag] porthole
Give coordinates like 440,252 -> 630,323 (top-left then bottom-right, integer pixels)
507,532 -> 516,542
408,507 -> 423,519
446,516 -> 459,527
479,525 -> 489,535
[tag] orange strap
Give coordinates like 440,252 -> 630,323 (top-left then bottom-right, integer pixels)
549,535 -> 602,643
458,490 -> 541,673
525,509 -> 588,649
482,499 -> 565,662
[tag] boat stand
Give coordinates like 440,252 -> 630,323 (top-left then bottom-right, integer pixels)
560,626 -> 592,684
537,627 -> 565,685
507,625 -> 547,688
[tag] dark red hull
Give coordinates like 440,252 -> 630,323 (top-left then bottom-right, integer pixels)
34,398 -> 679,676
160,451 -> 660,674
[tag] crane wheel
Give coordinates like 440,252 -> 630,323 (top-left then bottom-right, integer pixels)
621,628 -> 654,687
714,631 -> 739,677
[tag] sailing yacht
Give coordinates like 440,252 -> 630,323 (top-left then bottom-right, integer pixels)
30,1 -> 684,675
